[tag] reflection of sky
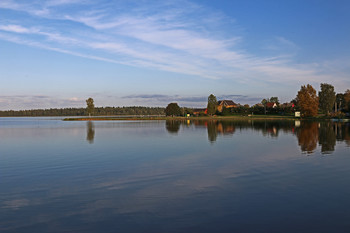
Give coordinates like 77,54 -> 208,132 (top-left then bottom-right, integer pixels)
1,119 -> 350,232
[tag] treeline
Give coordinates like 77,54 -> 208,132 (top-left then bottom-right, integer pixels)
218,104 -> 295,116
0,106 -> 165,117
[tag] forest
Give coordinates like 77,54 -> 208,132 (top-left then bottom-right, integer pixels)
0,106 -> 165,117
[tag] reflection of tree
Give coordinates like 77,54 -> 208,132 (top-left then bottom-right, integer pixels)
165,120 -> 181,134
342,123 -> 350,146
332,122 -> 350,146
318,121 -> 336,154
296,121 -> 319,154
164,119 -> 349,153
86,121 -> 95,144
207,121 -> 218,143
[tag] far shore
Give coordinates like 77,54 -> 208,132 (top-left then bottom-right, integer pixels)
62,115 -> 329,121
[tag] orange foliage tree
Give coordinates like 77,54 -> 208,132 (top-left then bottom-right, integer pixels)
296,84 -> 319,117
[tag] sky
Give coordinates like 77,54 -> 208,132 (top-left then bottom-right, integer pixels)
0,0 -> 349,110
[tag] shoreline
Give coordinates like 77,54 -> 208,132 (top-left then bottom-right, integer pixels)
62,115 -> 342,121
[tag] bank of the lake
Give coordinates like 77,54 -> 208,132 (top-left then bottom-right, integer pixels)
63,115 -> 299,121
62,114 -> 350,121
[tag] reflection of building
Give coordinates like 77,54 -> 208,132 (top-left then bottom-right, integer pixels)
217,122 -> 235,135
217,100 -> 237,112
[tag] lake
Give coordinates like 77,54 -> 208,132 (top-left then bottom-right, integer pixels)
1,117 -> 350,233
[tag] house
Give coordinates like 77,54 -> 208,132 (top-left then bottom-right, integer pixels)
254,103 -> 264,108
217,100 -> 237,112
280,102 -> 294,109
266,102 -> 278,108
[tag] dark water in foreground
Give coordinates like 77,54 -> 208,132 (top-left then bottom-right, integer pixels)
1,117 -> 350,233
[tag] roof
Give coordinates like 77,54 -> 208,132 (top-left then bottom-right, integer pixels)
218,100 -> 236,106
266,102 -> 277,108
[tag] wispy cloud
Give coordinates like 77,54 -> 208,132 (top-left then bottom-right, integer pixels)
0,0 -> 348,88
0,24 -> 33,33
122,94 -> 261,106
0,95 -> 85,110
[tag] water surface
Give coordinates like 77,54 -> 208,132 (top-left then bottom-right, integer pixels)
1,118 -> 350,232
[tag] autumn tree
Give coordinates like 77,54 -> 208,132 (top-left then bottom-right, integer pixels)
318,83 -> 336,115
86,97 -> 95,117
165,103 -> 181,116
207,94 -> 218,116
296,84 -> 319,117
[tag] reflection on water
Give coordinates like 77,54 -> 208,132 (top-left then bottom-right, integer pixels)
86,121 -> 95,144
165,120 -> 181,134
296,121 -> 319,154
1,118 -> 350,232
165,119 -> 350,154
206,121 -> 217,143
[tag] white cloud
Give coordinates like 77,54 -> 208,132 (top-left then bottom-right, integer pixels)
0,24 -> 33,33
46,0 -> 89,7
0,0 -> 349,89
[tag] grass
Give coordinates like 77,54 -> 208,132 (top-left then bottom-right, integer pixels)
63,115 -> 298,121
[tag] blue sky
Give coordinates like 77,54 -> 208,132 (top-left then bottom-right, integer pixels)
0,0 -> 349,110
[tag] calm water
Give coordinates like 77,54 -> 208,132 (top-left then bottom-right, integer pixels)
1,117 -> 350,233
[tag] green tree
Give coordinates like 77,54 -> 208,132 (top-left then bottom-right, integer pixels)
296,84 -> 319,117
207,94 -> 218,116
165,103 -> 181,116
270,97 -> 279,104
344,89 -> 350,112
335,93 -> 344,111
319,83 -> 336,115
261,98 -> 269,105
86,98 -> 95,117
183,107 -> 193,116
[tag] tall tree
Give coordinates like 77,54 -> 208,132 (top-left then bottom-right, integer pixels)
336,93 -> 344,111
269,97 -> 279,104
318,83 -> 336,115
296,84 -> 319,117
165,103 -> 181,116
344,89 -> 350,112
207,94 -> 218,115
86,98 -> 95,117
